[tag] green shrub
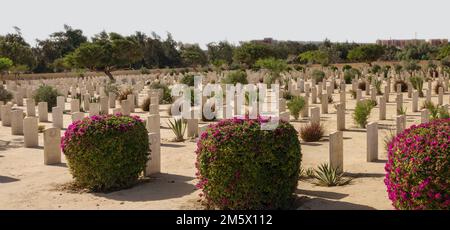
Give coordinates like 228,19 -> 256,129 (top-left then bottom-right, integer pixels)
61,115 -> 149,192
367,99 -> 377,107
330,65 -> 338,72
287,96 -> 306,120
343,70 -> 355,84
141,97 -> 151,111
221,70 -> 248,85
403,60 -> 421,73
394,79 -> 408,92
196,118 -> 301,209
358,80 -> 367,91
300,122 -> 324,142
342,64 -> 352,72
423,101 -> 450,120
353,100 -> 375,128
437,107 -> 449,119
312,69 -> 325,84
33,85 -> 60,112
150,82 -> 173,104
370,64 -> 382,74
180,73 -> 195,86
0,87 -> 13,103
350,68 -> 361,77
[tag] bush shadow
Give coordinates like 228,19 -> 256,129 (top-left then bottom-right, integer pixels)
297,197 -> 376,210
0,175 -> 20,183
296,189 -> 348,200
95,173 -> 197,202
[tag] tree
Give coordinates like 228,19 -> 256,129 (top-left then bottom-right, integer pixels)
441,56 -> 450,71
255,58 -> 287,85
10,64 -> 28,79
0,28 -> 35,70
333,42 -> 360,62
437,44 -> 450,60
180,44 -> 208,68
347,44 -> 384,65
299,50 -> 330,66
380,45 -> 400,61
129,32 -> 182,69
233,42 -> 274,67
64,32 -> 143,81
211,59 -> 226,75
396,43 -> 438,60
402,60 -> 421,74
207,41 -> 234,66
33,25 -> 87,72
0,57 -> 13,76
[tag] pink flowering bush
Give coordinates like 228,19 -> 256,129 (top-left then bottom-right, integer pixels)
196,116 -> 301,209
385,118 -> 449,210
61,114 -> 149,192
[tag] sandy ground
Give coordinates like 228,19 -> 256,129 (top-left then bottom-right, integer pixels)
0,85 -> 447,210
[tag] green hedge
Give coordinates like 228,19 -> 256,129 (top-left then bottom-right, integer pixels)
196,117 -> 301,209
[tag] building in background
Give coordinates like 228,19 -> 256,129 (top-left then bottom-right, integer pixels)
376,38 -> 448,48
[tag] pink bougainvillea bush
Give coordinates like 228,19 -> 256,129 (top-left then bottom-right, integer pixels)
61,114 -> 149,192
385,118 -> 450,210
195,116 -> 301,210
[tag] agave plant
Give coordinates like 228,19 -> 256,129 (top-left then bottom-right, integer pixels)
373,79 -> 383,95
397,106 -> 407,115
312,163 -> 352,187
383,127 -> 397,152
305,167 -> 315,178
299,166 -> 316,179
410,76 -> 424,97
424,102 -> 450,120
421,101 -> 439,119
167,118 -> 187,142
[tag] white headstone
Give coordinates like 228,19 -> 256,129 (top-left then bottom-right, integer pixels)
44,128 -> 61,165
23,117 -> 38,147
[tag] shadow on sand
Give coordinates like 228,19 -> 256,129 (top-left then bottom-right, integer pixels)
297,197 -> 376,210
95,173 -> 196,202
161,143 -> 186,148
0,175 -> 20,183
296,189 -> 348,200
344,172 -> 386,178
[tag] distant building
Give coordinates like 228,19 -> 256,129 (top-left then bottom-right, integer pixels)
251,37 -> 277,45
428,39 -> 448,46
376,38 -> 448,48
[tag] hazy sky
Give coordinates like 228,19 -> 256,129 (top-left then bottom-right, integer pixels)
1,0 -> 449,48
